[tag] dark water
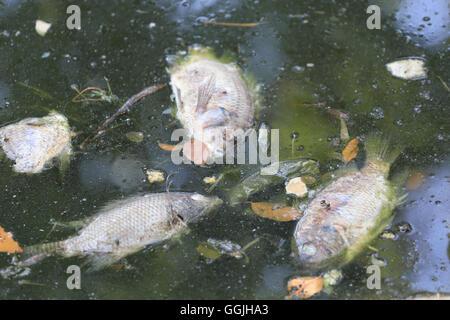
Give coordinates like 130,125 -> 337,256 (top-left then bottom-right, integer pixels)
0,0 -> 448,299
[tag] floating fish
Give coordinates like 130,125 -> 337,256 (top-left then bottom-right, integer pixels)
19,192 -> 222,271
0,111 -> 72,174
293,134 -> 407,270
169,46 -> 257,164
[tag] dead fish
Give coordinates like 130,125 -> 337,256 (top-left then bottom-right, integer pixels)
18,192 -> 222,271
293,134 -> 407,270
169,46 -> 256,164
0,111 -> 72,173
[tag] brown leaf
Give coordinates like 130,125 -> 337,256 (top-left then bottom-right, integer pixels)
250,202 -> 302,222
0,225 -> 23,254
157,142 -> 183,151
183,139 -> 209,165
406,170 -> 425,190
286,276 -> 323,299
342,138 -> 359,163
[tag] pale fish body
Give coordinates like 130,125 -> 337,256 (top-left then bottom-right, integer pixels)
22,192 -> 222,270
0,111 -> 72,173
293,135 -> 405,270
169,47 -> 255,162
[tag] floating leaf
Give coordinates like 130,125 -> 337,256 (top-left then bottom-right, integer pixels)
285,177 -> 308,198
406,170 -> 425,190
183,139 -> 209,165
0,226 -> 23,254
342,138 -> 359,163
125,131 -> 144,143
250,202 -> 302,222
157,142 -> 183,151
286,276 -> 323,299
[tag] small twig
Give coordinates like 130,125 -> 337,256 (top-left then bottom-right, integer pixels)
72,87 -> 106,103
437,75 -> 450,92
79,83 -> 166,149
200,20 -> 263,27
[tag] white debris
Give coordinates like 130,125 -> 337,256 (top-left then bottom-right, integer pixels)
386,58 -> 427,80
285,177 -> 308,198
35,20 -> 52,37
146,170 -> 165,183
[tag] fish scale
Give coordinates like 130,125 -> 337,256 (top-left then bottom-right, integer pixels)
21,192 -> 223,270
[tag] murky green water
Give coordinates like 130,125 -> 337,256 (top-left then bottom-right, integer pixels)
0,0 -> 448,299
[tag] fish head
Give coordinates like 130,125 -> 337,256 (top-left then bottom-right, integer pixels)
177,193 -> 223,223
294,224 -> 346,270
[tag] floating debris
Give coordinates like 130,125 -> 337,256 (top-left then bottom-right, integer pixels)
286,276 -> 323,299
229,159 -> 319,206
250,202 -> 302,222
146,170 -> 165,183
379,230 -> 397,240
199,19 -> 262,27
197,238 -> 259,263
203,176 -> 217,184
0,225 -> 23,254
386,58 -> 427,80
322,269 -> 343,287
342,138 -> 359,164
157,142 -> 183,151
285,177 -> 308,198
35,20 -> 51,37
405,170 -> 425,190
125,131 -> 144,143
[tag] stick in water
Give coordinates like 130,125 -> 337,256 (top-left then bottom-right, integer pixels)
79,84 -> 166,149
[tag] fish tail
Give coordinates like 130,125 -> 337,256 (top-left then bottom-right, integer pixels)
18,241 -> 65,266
364,134 -> 403,175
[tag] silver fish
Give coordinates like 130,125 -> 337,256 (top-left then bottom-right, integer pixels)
169,46 -> 256,163
293,135 -> 406,270
21,192 -> 223,271
0,111 -> 72,173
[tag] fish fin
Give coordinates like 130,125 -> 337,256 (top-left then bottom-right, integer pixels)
18,241 -> 65,267
195,75 -> 216,113
364,133 -> 403,168
391,169 -> 410,206
84,253 -> 125,272
58,148 -> 72,181
198,107 -> 230,128
52,219 -> 87,230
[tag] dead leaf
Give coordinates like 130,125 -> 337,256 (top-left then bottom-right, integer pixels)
157,142 -> 183,151
183,139 -> 209,165
406,170 -> 425,190
286,276 -> 323,299
342,138 -> 359,163
250,202 -> 302,222
285,177 -> 308,198
0,225 -> 23,254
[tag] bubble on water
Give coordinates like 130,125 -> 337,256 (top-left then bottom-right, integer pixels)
90,61 -> 97,68
394,119 -> 404,126
292,65 -> 305,72
414,104 -> 422,113
41,52 -> 50,59
148,22 -> 156,29
370,106 -> 385,119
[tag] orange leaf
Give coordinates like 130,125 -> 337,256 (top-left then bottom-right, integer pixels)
342,138 -> 359,163
286,276 -> 323,299
250,202 -> 302,222
0,225 -> 23,254
183,139 -> 209,165
406,170 -> 425,190
157,142 -> 183,152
